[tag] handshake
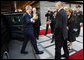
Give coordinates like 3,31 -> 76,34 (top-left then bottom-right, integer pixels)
32,14 -> 38,20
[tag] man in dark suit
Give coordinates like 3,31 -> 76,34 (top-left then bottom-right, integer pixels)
51,11 -> 58,43
54,1 -> 69,59
73,5 -> 83,37
45,9 -> 53,35
32,8 -> 41,40
21,5 -> 43,54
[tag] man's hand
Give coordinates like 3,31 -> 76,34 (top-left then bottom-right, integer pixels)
32,14 -> 38,20
46,20 -> 51,24
67,26 -> 69,30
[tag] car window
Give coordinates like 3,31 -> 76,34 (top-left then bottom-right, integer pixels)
10,15 -> 23,25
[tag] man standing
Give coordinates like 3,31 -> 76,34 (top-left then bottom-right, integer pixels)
51,11 -> 58,43
32,8 -> 41,40
45,9 -> 53,35
21,5 -> 43,54
54,1 -> 69,59
73,5 -> 83,37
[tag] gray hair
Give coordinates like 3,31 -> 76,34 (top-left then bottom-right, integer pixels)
25,5 -> 32,10
56,1 -> 64,7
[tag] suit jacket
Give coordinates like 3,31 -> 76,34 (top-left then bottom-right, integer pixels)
73,11 -> 83,23
51,15 -> 56,24
45,11 -> 53,21
31,12 -> 41,27
22,12 -> 34,33
54,9 -> 68,40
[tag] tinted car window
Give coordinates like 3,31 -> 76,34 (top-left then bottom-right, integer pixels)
10,15 -> 23,25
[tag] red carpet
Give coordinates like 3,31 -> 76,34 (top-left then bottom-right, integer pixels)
40,24 -> 83,35
39,24 -> 83,59
69,49 -> 83,59
39,28 -> 51,35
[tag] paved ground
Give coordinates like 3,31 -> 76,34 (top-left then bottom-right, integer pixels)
8,40 -> 40,59
8,24 -> 83,59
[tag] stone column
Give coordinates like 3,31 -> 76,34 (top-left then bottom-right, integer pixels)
40,1 -> 56,25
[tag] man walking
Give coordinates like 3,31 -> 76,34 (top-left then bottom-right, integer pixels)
21,5 -> 44,54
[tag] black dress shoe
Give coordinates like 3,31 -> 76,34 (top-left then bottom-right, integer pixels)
36,51 -> 44,54
51,40 -> 54,43
21,51 -> 28,54
61,54 -> 69,59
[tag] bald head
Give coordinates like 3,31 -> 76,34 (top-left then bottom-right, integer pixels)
55,1 -> 63,10
33,8 -> 37,13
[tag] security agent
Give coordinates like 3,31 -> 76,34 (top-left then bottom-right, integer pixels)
73,5 -> 83,37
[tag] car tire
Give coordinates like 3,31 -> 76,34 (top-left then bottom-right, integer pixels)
2,51 -> 9,59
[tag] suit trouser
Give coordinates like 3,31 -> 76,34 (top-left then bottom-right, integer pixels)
45,23 -> 54,34
45,24 -> 49,34
77,25 -> 80,36
21,31 -> 39,52
55,34 -> 69,59
34,26 -> 40,38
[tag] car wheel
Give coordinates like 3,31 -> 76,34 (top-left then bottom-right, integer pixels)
2,51 -> 9,59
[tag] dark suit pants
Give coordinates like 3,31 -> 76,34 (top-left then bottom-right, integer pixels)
21,31 -> 39,53
55,34 -> 69,59
34,26 -> 40,39
45,23 -> 54,34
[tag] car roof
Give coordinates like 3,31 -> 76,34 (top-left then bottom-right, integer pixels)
3,12 -> 26,16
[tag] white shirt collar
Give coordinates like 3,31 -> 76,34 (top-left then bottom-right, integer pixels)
77,10 -> 80,12
28,13 -> 31,16
27,12 -> 31,16
58,7 -> 63,12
